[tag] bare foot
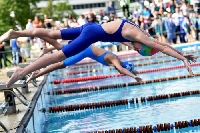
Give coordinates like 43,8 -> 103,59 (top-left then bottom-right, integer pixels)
0,29 -> 15,43
6,68 -> 24,88
26,71 -> 39,83
183,60 -> 194,76
38,48 -> 48,58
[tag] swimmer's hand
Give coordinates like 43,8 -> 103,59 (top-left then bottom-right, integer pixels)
183,59 -> 194,76
134,76 -> 143,82
184,54 -> 197,64
132,70 -> 139,76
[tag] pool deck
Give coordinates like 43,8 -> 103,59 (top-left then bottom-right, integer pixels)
0,41 -> 199,133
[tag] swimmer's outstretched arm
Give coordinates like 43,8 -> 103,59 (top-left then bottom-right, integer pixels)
111,57 -> 142,82
27,62 -> 65,83
131,31 -> 194,75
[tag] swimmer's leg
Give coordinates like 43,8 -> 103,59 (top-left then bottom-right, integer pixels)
27,62 -> 65,83
0,27 -> 81,43
130,32 -> 193,75
6,51 -> 66,88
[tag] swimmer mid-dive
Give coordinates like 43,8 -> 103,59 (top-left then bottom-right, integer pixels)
0,19 -> 197,88
26,40 -> 141,83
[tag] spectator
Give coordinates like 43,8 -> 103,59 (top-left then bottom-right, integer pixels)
165,12 -> 177,44
142,7 -> 150,29
63,20 -> 70,29
119,0 -> 130,17
78,14 -> 88,26
140,0 -> 144,9
147,18 -> 156,36
43,14 -> 53,29
178,10 -> 186,43
151,14 -> 165,42
10,39 -> 20,66
87,13 -> 98,24
182,16 -> 195,42
0,42 -> 7,69
70,18 -> 79,27
169,0 -> 176,13
196,13 -> 200,40
99,10 -> 105,21
149,1 -> 157,13
88,8 -> 96,15
26,19 -> 34,46
107,1 -> 116,15
36,38 -> 46,50
135,15 -> 144,29
180,0 -> 188,15
32,16 -> 43,28
67,14 -> 73,27
132,9 -> 140,20
17,37 -> 30,62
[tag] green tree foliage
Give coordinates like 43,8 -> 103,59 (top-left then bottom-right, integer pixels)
41,0 -> 77,21
0,0 -> 40,35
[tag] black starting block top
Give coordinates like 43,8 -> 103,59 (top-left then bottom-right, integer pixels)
0,80 -> 26,89
18,63 -> 30,68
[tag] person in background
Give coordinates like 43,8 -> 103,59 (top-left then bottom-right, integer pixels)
151,14 -> 165,42
17,37 -> 30,62
107,1 -> 116,15
0,42 -> 7,69
32,16 -> 43,28
10,39 -> 20,66
26,19 -> 34,46
119,0 -> 130,17
70,18 -> 79,27
165,12 -> 177,44
196,13 -> 200,40
178,10 -> 186,43
43,14 -> 53,29
182,16 -> 195,42
78,14 -> 88,26
141,6 -> 151,30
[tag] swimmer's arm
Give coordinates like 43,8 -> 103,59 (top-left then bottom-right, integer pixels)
27,62 -> 65,82
111,58 -> 140,80
141,29 -> 151,37
122,42 -> 134,49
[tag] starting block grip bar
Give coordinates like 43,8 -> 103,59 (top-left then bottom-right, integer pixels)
18,63 -> 30,68
6,71 -> 29,93
0,80 -> 26,90
26,58 -> 37,63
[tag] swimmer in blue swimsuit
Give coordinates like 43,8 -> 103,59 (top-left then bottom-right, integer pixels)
27,40 -> 140,82
1,16 -> 196,87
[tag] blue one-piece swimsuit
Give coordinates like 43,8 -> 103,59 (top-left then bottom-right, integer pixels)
61,19 -> 142,58
62,45 -> 116,67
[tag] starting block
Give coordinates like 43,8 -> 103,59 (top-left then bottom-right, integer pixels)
0,80 -> 28,114
18,63 -> 30,68
0,102 -> 9,115
26,58 -> 37,63
7,70 -> 29,93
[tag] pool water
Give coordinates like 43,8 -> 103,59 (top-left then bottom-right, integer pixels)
42,44 -> 200,133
